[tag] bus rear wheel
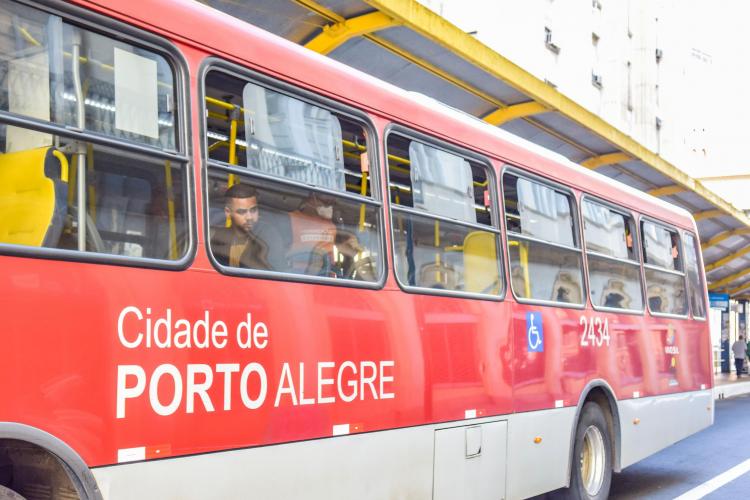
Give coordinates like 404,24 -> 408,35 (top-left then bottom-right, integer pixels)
563,402 -> 612,500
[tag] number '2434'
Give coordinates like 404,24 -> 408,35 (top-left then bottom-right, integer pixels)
579,316 -> 610,347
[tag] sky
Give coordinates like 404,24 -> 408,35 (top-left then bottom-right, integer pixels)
691,1 -> 750,206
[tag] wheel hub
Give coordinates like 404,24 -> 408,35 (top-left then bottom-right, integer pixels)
579,425 -> 606,496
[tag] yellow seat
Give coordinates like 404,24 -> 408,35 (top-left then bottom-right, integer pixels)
0,147 -> 68,247
463,231 -> 500,294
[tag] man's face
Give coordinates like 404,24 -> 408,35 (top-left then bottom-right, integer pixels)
225,196 -> 259,235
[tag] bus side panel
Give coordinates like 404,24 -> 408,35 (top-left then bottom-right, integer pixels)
505,407 -> 577,500
92,423 -> 437,500
618,389 -> 713,469
511,302 -> 713,413
0,254 -> 515,467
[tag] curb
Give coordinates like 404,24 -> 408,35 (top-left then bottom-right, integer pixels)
713,381 -> 750,400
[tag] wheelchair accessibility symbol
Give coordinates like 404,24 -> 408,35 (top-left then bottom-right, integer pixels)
526,312 -> 544,352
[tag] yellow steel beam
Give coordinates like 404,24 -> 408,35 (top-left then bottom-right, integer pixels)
705,246 -> 750,273
361,0 -> 750,228
305,11 -> 398,55
483,101 -> 547,126
694,209 -> 726,222
702,228 -> 750,250
295,0 -> 598,158
728,280 -> 750,296
709,267 -> 750,291
647,185 -> 685,197
581,152 -> 632,170
292,0 -> 343,21
364,32 -> 507,108
699,173 -> 750,182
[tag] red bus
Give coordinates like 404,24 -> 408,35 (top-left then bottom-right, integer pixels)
0,0 -> 712,499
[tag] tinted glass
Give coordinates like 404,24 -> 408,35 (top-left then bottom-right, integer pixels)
683,233 -> 706,318
207,170 -> 381,281
645,268 -> 687,315
583,200 -> 634,260
0,0 -> 177,149
391,210 -> 500,294
508,236 -> 584,304
588,256 -> 643,310
388,133 -> 493,226
504,174 -> 575,247
642,221 -> 681,271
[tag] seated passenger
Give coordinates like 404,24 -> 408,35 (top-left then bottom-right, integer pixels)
288,193 -> 337,276
211,184 -> 278,270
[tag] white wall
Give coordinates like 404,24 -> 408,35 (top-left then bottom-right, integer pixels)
419,0 -> 726,198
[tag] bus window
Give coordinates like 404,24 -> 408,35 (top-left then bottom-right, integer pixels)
387,132 -> 501,296
503,172 -> 584,305
0,0 -> 188,260
641,220 -> 687,316
582,199 -> 643,311
203,69 -> 382,283
683,232 -> 707,319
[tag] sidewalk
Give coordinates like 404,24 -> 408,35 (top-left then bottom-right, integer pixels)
713,372 -> 750,400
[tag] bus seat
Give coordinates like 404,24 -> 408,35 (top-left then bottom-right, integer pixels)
419,262 -> 457,290
463,231 -> 499,294
0,147 -> 68,247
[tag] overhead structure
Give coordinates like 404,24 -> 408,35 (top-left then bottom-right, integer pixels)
201,0 -> 750,297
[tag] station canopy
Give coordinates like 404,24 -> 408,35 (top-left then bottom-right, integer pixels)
201,0 -> 750,298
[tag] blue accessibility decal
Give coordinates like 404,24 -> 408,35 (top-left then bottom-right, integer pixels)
526,311 -> 544,352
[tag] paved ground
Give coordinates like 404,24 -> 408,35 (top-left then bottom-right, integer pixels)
609,393 -> 750,499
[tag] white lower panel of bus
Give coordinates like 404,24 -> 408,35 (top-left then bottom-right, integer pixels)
618,389 -> 713,470
90,391 -> 712,500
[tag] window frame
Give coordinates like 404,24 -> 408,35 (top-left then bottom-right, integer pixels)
640,216 -> 689,319
580,194 -> 645,315
501,165 -> 586,309
682,229 -> 707,321
199,58 -> 387,289
384,123 -> 505,301
0,0 -> 195,269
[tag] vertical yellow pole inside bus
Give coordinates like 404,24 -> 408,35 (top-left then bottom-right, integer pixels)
225,108 -> 239,228
87,143 -> 96,222
434,220 -> 441,284
358,169 -> 368,232
164,160 -> 178,260
520,241 -> 531,298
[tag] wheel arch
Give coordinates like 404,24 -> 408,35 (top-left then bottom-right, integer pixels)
0,422 -> 102,500
568,380 -> 622,479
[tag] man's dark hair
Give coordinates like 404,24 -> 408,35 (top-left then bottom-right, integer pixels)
225,183 -> 257,205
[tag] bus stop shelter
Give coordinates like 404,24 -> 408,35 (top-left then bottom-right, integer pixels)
200,0 -> 750,298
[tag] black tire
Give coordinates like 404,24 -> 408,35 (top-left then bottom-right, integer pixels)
559,402 -> 613,500
0,485 -> 26,500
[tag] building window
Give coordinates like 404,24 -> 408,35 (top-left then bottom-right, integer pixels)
544,27 -> 560,53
